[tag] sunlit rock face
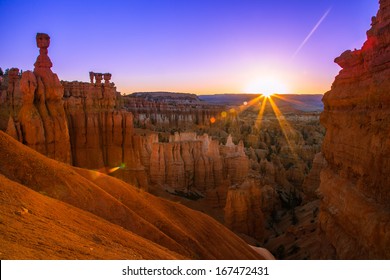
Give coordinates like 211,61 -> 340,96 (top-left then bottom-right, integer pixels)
62,78 -> 149,190
320,0 -> 390,259
0,33 -> 71,163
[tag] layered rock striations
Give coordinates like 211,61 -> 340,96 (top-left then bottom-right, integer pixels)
320,0 -> 390,259
62,75 -> 148,189
123,92 -> 223,130
146,133 -> 248,205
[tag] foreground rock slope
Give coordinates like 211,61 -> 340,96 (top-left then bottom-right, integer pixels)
320,0 -> 390,259
0,130 -> 267,259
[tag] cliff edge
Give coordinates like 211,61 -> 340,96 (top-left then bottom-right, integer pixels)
320,0 -> 390,259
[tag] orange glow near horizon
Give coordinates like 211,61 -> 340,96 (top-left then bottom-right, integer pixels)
118,72 -> 329,95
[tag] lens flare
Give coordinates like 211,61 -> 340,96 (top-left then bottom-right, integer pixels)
108,167 -> 120,173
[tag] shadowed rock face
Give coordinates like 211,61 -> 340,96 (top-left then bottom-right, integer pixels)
146,132 -> 248,200
224,180 -> 265,241
301,152 -> 326,202
320,0 -> 390,259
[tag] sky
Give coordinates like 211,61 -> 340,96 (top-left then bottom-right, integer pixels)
0,0 -> 378,95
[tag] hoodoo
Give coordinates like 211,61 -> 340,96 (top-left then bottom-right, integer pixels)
0,33 -> 71,163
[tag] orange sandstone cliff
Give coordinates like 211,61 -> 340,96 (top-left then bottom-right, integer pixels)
320,0 -> 390,259
62,76 -> 149,189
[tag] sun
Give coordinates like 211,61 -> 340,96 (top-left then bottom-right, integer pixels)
244,77 -> 289,96
262,92 -> 273,98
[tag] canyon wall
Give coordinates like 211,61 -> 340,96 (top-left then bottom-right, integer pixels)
62,77 -> 148,189
123,93 -> 222,130
320,0 -> 390,259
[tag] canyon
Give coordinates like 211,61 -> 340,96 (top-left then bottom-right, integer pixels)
0,130 -> 265,259
0,32 -> 271,259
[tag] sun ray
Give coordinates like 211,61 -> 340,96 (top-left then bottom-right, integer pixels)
271,94 -> 307,107
255,96 -> 268,130
268,97 -> 299,162
237,95 -> 263,113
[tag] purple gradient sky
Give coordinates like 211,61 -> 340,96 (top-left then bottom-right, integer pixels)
0,0 -> 378,94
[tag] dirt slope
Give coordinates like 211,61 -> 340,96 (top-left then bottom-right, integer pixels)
0,174 -> 181,259
0,131 -> 265,259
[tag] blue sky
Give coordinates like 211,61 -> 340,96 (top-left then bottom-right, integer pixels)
0,0 -> 378,94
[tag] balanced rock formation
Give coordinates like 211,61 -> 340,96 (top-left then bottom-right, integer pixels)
0,33 -> 71,163
320,0 -> 390,259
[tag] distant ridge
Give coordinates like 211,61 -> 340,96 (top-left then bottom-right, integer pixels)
199,94 -> 323,112
126,92 -> 323,111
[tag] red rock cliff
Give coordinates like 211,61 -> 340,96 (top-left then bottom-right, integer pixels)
62,77 -> 148,189
320,0 -> 390,259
